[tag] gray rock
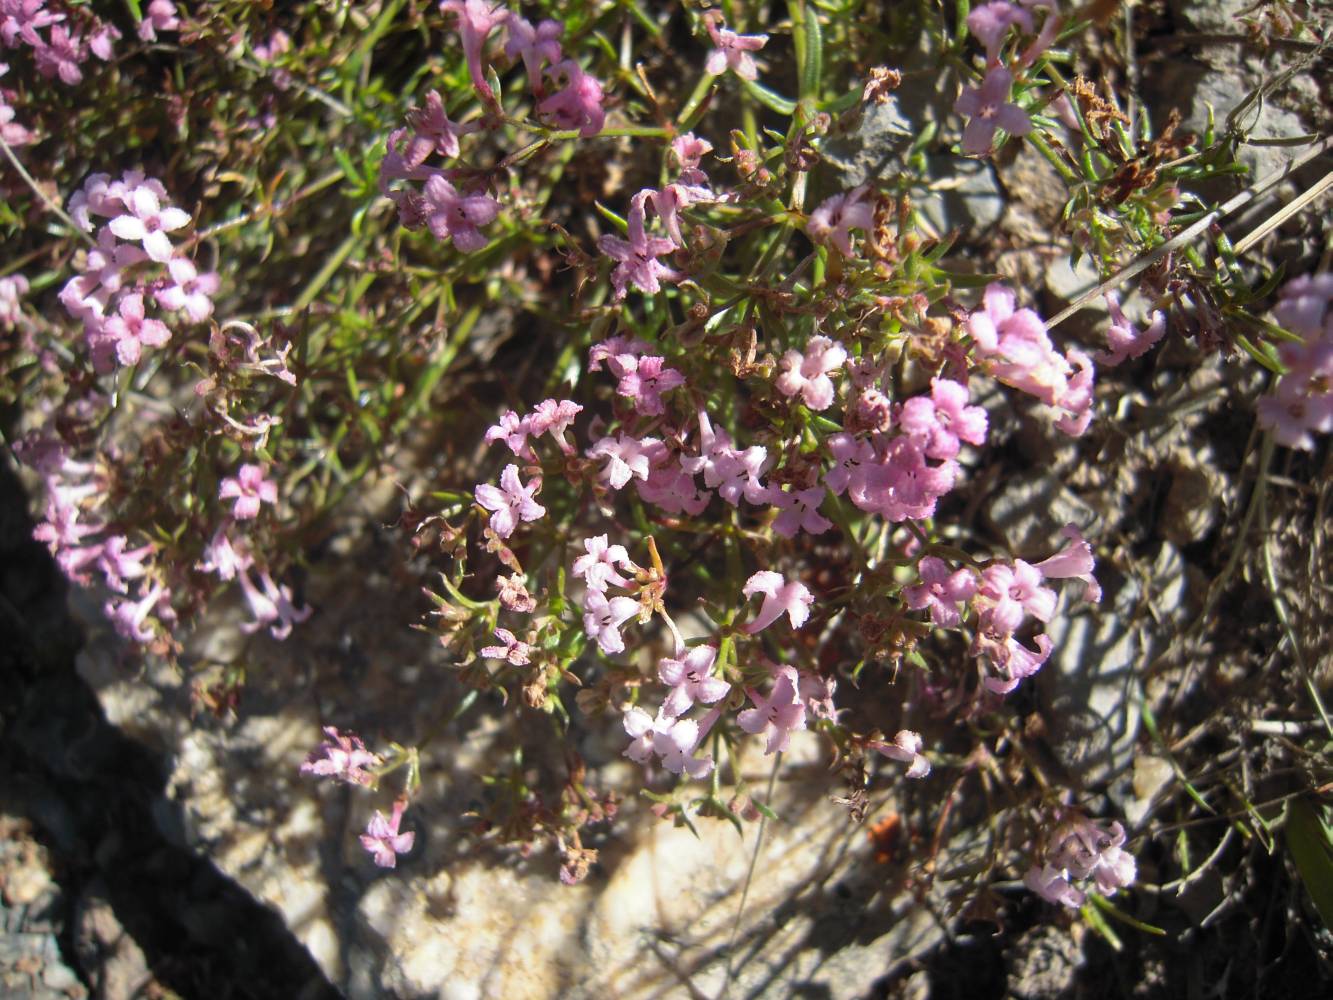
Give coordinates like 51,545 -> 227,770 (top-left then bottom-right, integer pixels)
1006,924 -> 1084,1000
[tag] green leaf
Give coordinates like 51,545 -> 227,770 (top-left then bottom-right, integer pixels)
800,3 -> 823,101
1285,796 -> 1333,929
741,78 -> 797,116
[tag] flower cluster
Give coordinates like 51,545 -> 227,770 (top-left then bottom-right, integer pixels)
0,0 -> 124,86
1257,273 -> 1333,450
1025,811 -> 1137,907
967,283 -> 1096,436
60,171 -> 217,372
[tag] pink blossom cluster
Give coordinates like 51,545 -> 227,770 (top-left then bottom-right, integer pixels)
573,534 -> 644,656
0,0 -> 123,85
379,89 -> 498,251
196,526 -> 312,641
967,283 -> 1095,436
596,139 -> 723,297
301,726 -> 383,787
1025,811 -> 1137,907
60,171 -> 218,372
439,0 -> 605,134
1257,273 -> 1333,450
21,436 -> 175,645
904,524 -> 1099,694
484,396 -> 582,459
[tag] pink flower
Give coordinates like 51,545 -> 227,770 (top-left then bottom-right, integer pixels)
738,666 -> 807,755
798,672 -> 839,721
479,627 -> 533,665
107,186 -> 191,263
978,631 -> 1053,694
704,18 -> 768,81
1257,273 -> 1333,450
237,568 -> 312,640
583,591 -> 640,655
681,409 -> 769,506
572,534 -> 636,594
649,182 -> 714,248
1029,812 -> 1137,906
1273,272 -> 1333,339
966,1 -> 1033,63
403,90 -> 475,162
658,645 -> 729,718
615,355 -> 685,416
104,580 -> 169,644
96,534 -> 154,593
742,570 -> 814,633
588,432 -> 662,490
623,706 -> 714,778
775,335 -> 847,410
33,24 -> 86,85
301,727 -> 382,786
904,556 -> 977,628
871,730 -> 932,779
954,66 -> 1031,156
977,560 -> 1056,635
420,174 -> 500,252
1034,524 -> 1101,603
441,0 -> 508,102
496,572 -> 535,612
824,433 -> 874,497
94,292 -> 170,369
598,191 -> 678,299
138,0 -> 180,42
1098,293 -> 1166,367
1025,864 -> 1087,908
504,14 -> 563,85
474,463 -> 546,538
967,283 -> 1096,436
897,378 -> 988,460
765,484 -> 833,538
807,188 -> 874,257
484,410 -> 536,459
154,257 -> 220,324
360,799 -> 415,868
197,529 -> 252,581
637,459 -> 710,516
538,58 -> 605,137
219,464 -> 278,521
526,398 -> 582,453
589,335 -> 650,372
670,133 -> 714,186
851,437 -> 958,523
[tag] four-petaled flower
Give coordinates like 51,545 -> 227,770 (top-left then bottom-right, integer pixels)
954,66 -> 1031,156
420,174 -> 500,252
775,335 -> 847,411
573,534 -> 636,593
807,189 -> 874,257
475,464 -> 546,538
903,556 -> 978,628
704,17 -> 768,81
742,571 -> 814,633
738,666 -> 807,755
360,798 -> 415,868
597,190 -> 678,299
538,59 -> 605,137
583,591 -> 640,655
658,645 -> 730,718
478,627 -> 533,665
107,185 -> 191,263
623,706 -> 714,778
219,463 -> 278,520
441,0 -> 508,102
